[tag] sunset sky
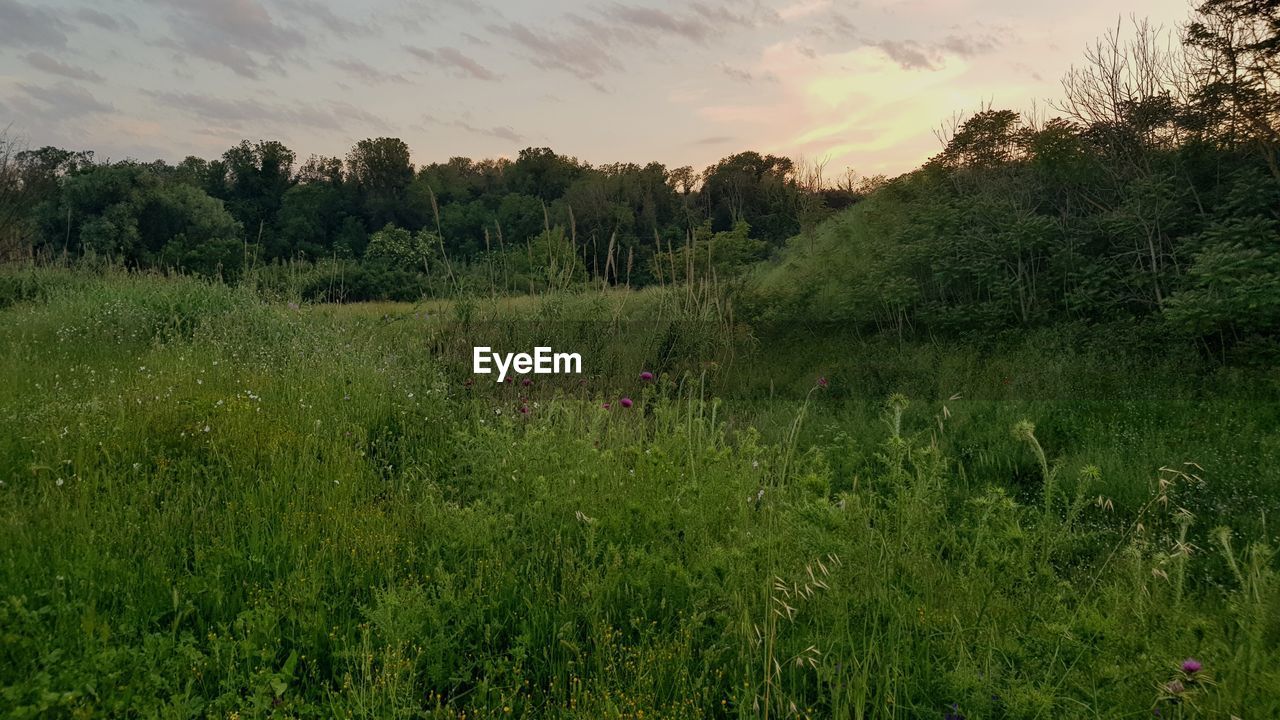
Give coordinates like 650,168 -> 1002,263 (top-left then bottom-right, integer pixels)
0,0 -> 1189,178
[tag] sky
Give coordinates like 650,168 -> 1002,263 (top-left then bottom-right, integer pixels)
0,0 -> 1190,178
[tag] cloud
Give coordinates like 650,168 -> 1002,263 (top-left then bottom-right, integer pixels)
465,122 -> 524,143
485,2 -> 767,83
689,1 -> 769,29
937,33 -> 1000,57
331,58 -> 407,84
778,0 -> 832,21
10,82 -> 114,119
143,0 -> 304,78
873,40 -> 936,70
24,51 -> 105,83
871,32 -> 1002,71
602,4 -> 713,42
405,45 -> 500,81
144,89 -> 389,134
0,0 -> 70,48
487,22 -> 620,79
422,114 -> 525,143
693,135 -> 734,145
275,0 -> 369,37
718,63 -> 778,84
74,7 -> 138,32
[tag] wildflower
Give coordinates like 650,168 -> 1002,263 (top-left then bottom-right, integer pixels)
1181,658 -> 1201,675
1165,680 -> 1185,695
640,371 -> 654,381
816,376 -> 829,388
522,378 -> 532,387
945,703 -> 965,720
519,405 -> 530,415
602,403 -> 611,410
620,397 -> 633,408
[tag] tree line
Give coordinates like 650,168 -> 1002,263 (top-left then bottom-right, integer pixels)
0,128 -> 848,296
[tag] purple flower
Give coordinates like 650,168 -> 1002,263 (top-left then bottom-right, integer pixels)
519,405 -> 530,415
522,378 -> 532,387
602,402 -> 611,410
620,397 -> 633,408
816,376 -> 829,388
1181,658 -> 1201,674
640,371 -> 654,381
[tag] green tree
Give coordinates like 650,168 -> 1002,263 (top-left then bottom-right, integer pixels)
347,138 -> 415,229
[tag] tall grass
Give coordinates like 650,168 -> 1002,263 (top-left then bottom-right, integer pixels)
0,268 -> 1277,718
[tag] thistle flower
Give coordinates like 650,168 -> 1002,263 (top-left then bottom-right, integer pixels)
1165,680 -> 1185,696
1181,658 -> 1201,675
816,376 -> 829,388
602,402 -> 611,410
640,371 -> 654,381
522,378 -> 532,387
620,397 -> 633,408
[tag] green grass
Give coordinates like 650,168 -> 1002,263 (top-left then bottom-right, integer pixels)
1,267 -> 1278,718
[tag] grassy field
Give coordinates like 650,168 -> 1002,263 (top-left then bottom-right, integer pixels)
2,268 -> 1279,718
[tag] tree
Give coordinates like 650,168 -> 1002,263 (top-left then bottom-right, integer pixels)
216,141 -> 296,217
51,163 -> 242,270
507,147 -> 582,201
699,152 -> 799,243
277,182 -> 348,258
1185,0 -> 1280,176
933,109 -> 1026,169
365,223 -> 437,272
298,155 -> 344,185
347,137 -> 414,229
0,130 -> 28,259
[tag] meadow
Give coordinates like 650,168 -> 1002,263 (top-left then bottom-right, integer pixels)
1,266 -> 1278,719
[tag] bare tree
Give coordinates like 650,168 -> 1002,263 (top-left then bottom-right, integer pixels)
1055,17 -> 1188,165
1054,18 -> 1193,311
0,128 -> 30,261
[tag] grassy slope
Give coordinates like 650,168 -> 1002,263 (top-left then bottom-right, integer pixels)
0,266 -> 1278,718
